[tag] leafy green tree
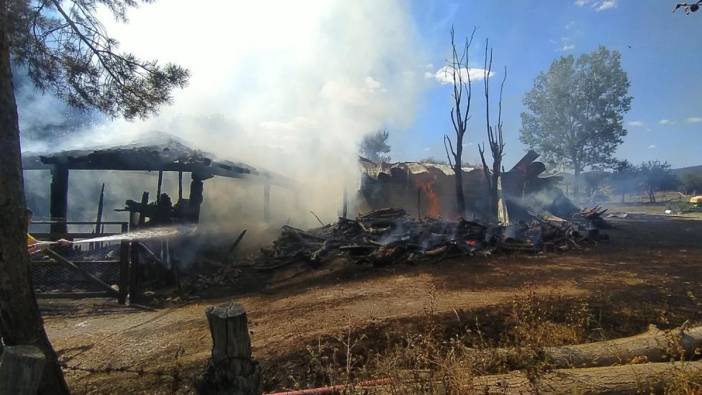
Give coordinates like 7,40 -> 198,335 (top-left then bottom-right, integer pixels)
609,160 -> 640,203
520,47 -> 632,197
639,161 -> 679,203
680,172 -> 702,195
1,1 -> 188,392
360,129 -> 391,162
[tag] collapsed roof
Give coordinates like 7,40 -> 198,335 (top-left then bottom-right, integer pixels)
22,134 -> 295,189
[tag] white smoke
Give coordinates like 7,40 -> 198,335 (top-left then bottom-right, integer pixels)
44,0 -> 428,226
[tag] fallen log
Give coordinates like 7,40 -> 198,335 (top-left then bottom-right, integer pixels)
545,324 -> 702,368
471,361 -> 702,394
482,324 -> 702,369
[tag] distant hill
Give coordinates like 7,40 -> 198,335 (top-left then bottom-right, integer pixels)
673,165 -> 702,178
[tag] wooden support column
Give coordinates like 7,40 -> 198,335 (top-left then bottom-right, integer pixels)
129,242 -> 141,304
342,186 -> 348,219
0,345 -> 46,395
178,171 -> 183,201
138,191 -> 149,227
263,182 -> 271,223
91,183 -> 105,251
118,223 -> 130,305
156,170 -> 163,203
49,165 -> 69,238
189,176 -> 204,222
197,303 -> 261,394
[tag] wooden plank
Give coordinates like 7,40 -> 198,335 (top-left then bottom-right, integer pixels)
43,249 -> 118,296
36,292 -> 112,299
30,260 -> 120,265
0,345 -> 46,395
31,221 -> 128,225
118,225 -> 130,304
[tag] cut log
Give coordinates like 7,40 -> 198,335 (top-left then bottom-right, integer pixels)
0,345 -> 46,395
544,324 -> 702,368
471,361 -> 702,394
482,325 -> 702,369
207,303 -> 252,361
198,303 -> 262,395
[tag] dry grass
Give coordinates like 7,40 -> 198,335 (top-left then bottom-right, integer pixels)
266,290 -> 702,394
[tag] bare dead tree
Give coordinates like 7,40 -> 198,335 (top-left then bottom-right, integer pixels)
478,40 -> 508,222
443,26 -> 476,217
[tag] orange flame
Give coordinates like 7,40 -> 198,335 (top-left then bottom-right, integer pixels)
418,179 -> 441,218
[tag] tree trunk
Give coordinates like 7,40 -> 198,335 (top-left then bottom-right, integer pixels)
573,165 -> 581,201
471,361 -> 702,394
454,163 -> 465,218
198,303 -> 262,394
0,3 -> 70,393
476,324 -> 702,370
544,324 -> 702,368
0,345 -> 46,395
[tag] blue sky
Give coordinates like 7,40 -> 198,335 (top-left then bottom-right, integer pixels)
390,0 -> 702,169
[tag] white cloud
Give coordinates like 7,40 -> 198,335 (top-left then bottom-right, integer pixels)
627,121 -> 644,127
648,144 -> 656,149
561,43 -> 575,51
596,0 -> 617,11
687,117 -> 702,124
431,65 -> 494,85
658,119 -> 675,125
575,0 -> 617,11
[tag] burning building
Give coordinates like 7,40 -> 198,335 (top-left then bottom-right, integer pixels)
22,134 -> 295,237
358,150 -> 578,220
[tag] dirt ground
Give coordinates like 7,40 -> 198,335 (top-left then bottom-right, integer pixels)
41,214 -> 702,394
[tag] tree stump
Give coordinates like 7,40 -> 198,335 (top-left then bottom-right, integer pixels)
0,345 -> 46,395
197,303 -> 261,395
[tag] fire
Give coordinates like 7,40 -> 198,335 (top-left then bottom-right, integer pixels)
417,179 -> 441,218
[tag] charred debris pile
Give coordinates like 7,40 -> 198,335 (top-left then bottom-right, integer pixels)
253,207 -> 609,270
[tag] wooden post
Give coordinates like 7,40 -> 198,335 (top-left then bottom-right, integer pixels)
49,165 -> 69,238
129,242 -> 141,304
342,186 -> 348,219
189,177 -> 204,222
138,191 -> 149,227
92,183 -> 105,250
0,345 -> 46,395
118,223 -> 130,305
156,170 -> 163,203
263,182 -> 271,223
198,303 -> 261,394
178,171 -> 183,201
